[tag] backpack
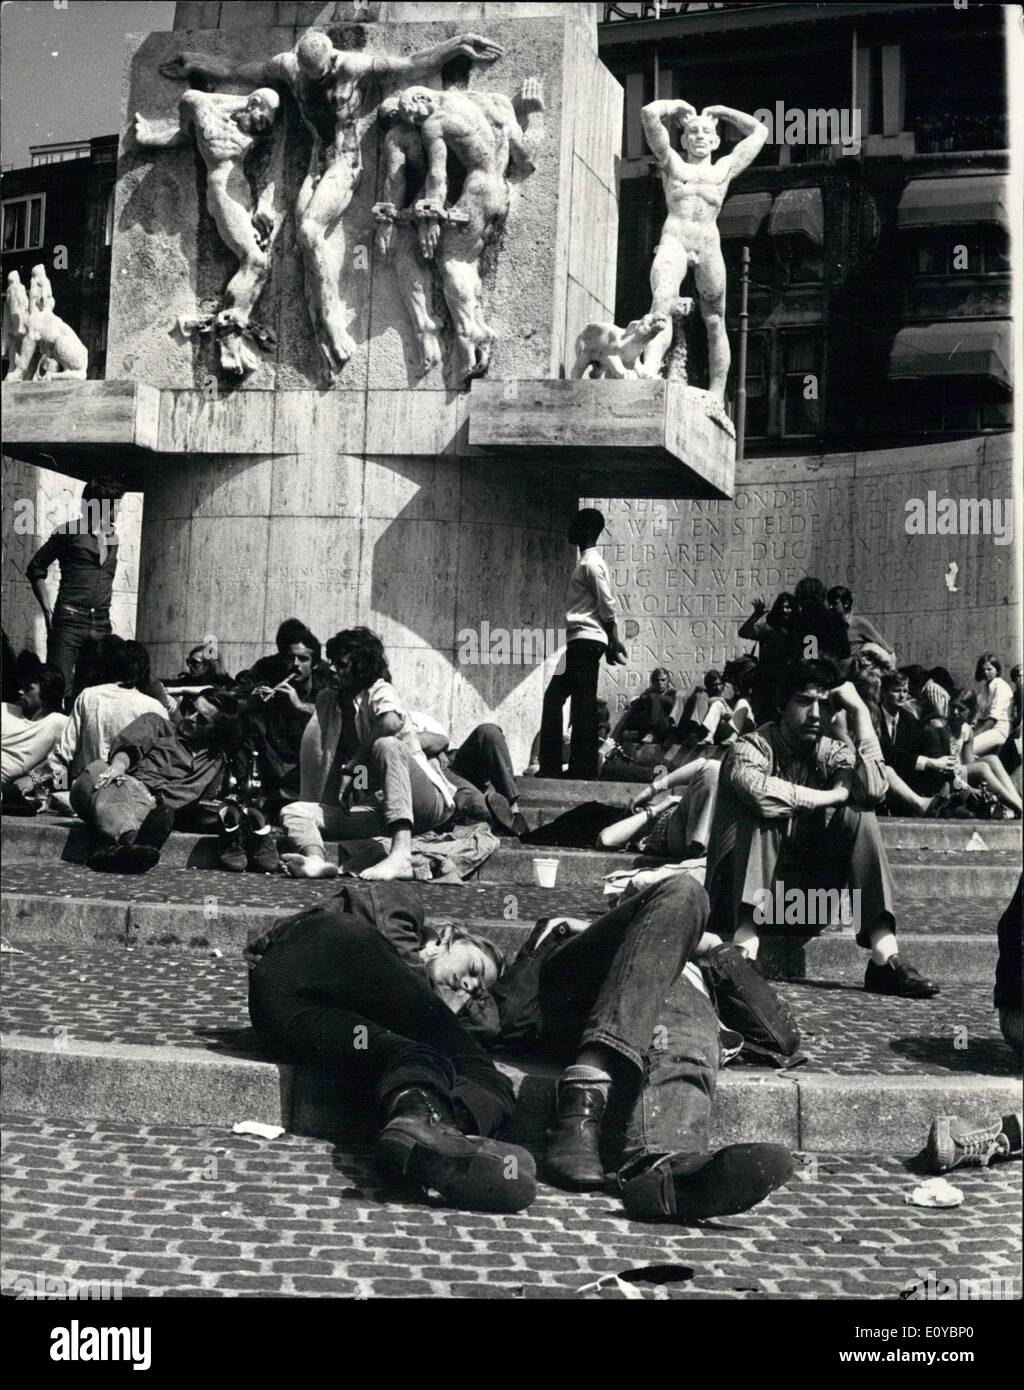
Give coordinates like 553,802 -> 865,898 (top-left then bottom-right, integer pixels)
702,942 -> 806,1069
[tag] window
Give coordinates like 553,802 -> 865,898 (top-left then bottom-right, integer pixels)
911,227 -> 1010,276
2,194 -> 45,252
780,332 -> 822,438
896,380 -> 1013,434
742,331 -> 769,440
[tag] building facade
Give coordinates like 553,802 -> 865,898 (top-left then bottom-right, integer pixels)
2,136 -> 141,659
591,0 -> 1018,708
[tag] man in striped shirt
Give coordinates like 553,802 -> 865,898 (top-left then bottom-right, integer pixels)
705,659 -> 939,999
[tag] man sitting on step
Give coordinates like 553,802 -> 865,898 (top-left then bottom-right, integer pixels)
280,628 -> 458,882
411,715 -> 528,837
705,659 -> 939,999
70,688 -> 241,873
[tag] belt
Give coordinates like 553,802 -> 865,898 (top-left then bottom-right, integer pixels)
55,603 -> 110,619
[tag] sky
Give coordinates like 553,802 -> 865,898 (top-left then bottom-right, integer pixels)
1,0 -> 176,168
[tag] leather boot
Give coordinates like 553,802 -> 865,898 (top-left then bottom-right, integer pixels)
242,805 -> 283,873
374,1087 -> 536,1213
217,802 -> 248,872
619,1143 -> 795,1222
544,1082 -> 607,1190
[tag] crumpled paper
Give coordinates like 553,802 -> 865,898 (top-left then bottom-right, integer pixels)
905,1177 -> 964,1208
232,1121 -> 285,1140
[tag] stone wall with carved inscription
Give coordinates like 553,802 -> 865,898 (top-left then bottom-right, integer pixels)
587,433 -> 1020,718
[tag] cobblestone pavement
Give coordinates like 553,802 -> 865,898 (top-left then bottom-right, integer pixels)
0,861 -> 1006,934
2,1117 -> 1019,1299
2,946 -> 1017,1076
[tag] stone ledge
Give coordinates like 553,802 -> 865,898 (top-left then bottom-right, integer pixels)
1,381 -> 160,472
3,1034 -> 1019,1153
0,890 -> 1001,981
467,379 -> 736,499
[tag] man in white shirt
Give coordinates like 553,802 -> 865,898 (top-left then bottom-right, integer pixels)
53,634 -> 169,787
281,628 -> 458,881
1,665 -> 67,802
538,509 -> 626,779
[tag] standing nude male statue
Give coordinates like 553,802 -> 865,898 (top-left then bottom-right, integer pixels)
640,101 -> 767,392
391,79 -> 545,383
134,88 -> 283,378
159,28 -> 504,381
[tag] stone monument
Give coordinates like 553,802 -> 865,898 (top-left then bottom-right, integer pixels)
2,1 -> 737,767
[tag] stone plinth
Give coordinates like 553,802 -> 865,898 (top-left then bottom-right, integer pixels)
586,432 -> 1021,713
468,379 -> 736,499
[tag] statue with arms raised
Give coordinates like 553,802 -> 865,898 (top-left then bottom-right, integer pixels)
640,100 -> 767,392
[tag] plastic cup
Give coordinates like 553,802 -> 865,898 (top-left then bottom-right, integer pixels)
533,857 -> 559,888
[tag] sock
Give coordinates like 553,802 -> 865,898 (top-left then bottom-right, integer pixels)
1001,1113 -> 1022,1153
868,928 -> 898,966
561,1064 -> 611,1096
733,924 -> 760,960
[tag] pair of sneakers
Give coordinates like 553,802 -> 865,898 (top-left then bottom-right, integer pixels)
218,801 -> 282,874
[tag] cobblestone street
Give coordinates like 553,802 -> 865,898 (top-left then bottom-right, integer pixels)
2,1117 -> 1020,1300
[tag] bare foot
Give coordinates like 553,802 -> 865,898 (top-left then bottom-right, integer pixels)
281,852 -> 338,879
358,850 -> 414,882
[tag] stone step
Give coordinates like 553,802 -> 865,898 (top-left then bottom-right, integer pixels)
519,802 -> 1024,850
2,815 -> 1019,897
1,947 -> 1019,1154
0,864 -> 1004,983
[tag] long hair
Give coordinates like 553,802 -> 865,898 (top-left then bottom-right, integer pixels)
325,627 -> 391,689
974,652 -> 1002,682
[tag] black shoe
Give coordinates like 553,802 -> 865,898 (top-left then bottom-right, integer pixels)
864,956 -> 940,999
544,1082 -> 608,1190
135,805 -> 175,851
86,835 -> 160,875
619,1143 -> 795,1222
242,805 -> 283,873
374,1088 -> 536,1213
217,802 -> 248,872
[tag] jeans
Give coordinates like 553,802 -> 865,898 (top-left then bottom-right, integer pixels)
248,907 -> 515,1136
281,736 -> 450,856
539,638 -> 604,779
535,874 -> 720,1163
70,760 -> 156,841
47,608 -> 112,709
444,723 -> 518,818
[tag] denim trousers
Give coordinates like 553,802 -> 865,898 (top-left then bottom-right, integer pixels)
47,609 -> 112,708
536,874 -> 720,1164
248,909 -> 514,1136
539,638 -> 604,779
